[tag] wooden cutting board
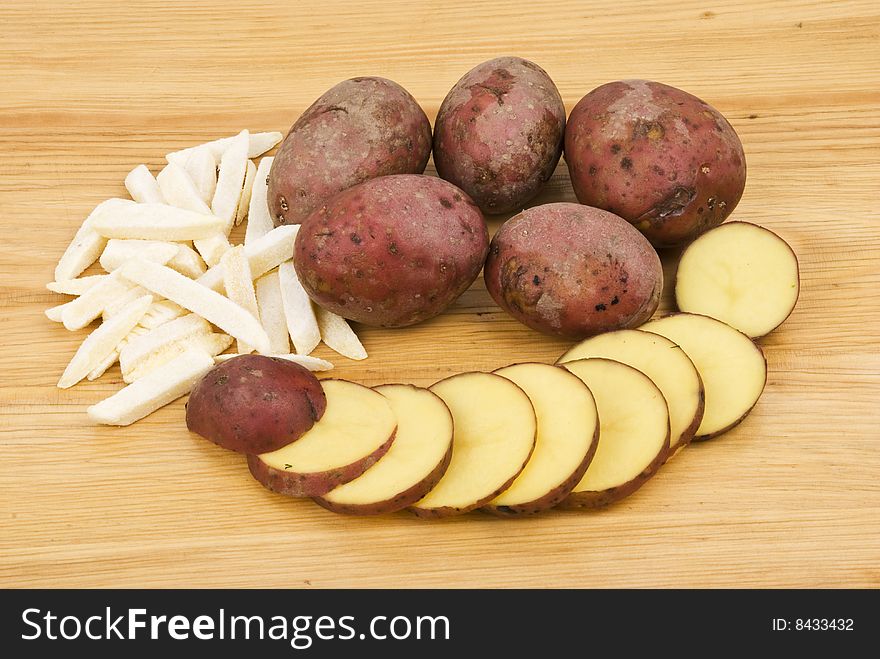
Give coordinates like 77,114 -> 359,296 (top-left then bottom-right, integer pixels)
1,0 -> 878,588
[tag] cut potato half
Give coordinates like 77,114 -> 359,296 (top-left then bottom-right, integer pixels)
559,329 -> 704,457
485,363 -> 599,516
641,313 -> 767,439
675,222 -> 799,338
562,358 -> 669,508
248,380 -> 397,498
316,384 -> 454,516
410,372 -> 536,518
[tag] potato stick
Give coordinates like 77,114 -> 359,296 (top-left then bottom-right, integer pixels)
58,294 -> 153,389
156,162 -> 212,214
234,159 -> 257,226
87,350 -> 118,381
198,224 -> 298,292
210,130 -> 249,231
118,258 -> 271,354
99,239 -> 179,272
124,333 -> 232,383
166,243 -> 207,278
214,352 -> 333,371
62,271 -> 134,330
165,131 -> 283,166
316,307 -> 367,360
119,312 -> 213,375
90,201 -> 224,241
193,233 -> 232,267
221,246 -> 262,354
179,148 -> 217,205
124,165 -> 165,204
87,349 -> 215,426
244,157 -> 274,245
138,300 -> 185,329
54,199 -> 127,281
278,261 -> 320,355
45,302 -> 69,323
102,285 -> 151,320
254,270 -> 290,354
47,275 -> 107,296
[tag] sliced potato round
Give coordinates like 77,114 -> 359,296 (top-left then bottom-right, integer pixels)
315,384 -> 454,516
410,372 -> 536,518
558,329 -> 703,458
675,221 -> 800,338
248,380 -> 397,498
561,358 -> 669,508
486,363 -> 599,516
641,313 -> 767,439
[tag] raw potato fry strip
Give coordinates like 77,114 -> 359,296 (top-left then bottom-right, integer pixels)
45,303 -> 69,323
118,258 -> 272,355
235,159 -> 257,226
214,353 -> 333,371
62,271 -> 135,330
245,157 -> 274,245
124,332 -> 232,383
316,307 -> 367,360
90,201 -> 225,241
87,349 -> 119,381
166,243 -> 207,278
102,285 -> 151,320
165,131 -> 283,166
221,246 -> 262,354
193,233 -> 232,267
119,312 -> 213,376
278,261 -> 320,355
198,224 -> 298,292
99,239 -> 180,271
254,270 -> 290,353
210,130 -> 249,231
156,162 -> 212,214
58,294 -> 153,389
124,165 -> 165,204
179,148 -> 217,205
139,300 -> 185,329
54,199 -> 127,281
87,349 -> 215,426
47,275 -> 107,296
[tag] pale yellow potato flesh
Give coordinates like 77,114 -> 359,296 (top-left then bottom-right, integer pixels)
559,329 -> 702,452
563,359 -> 669,494
641,313 -> 767,437
322,384 -> 453,507
414,372 -> 536,513
258,380 -> 396,474
675,222 -> 799,338
490,363 -> 598,507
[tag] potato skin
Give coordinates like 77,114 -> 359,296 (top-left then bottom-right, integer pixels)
433,56 -> 565,214
565,80 -> 746,247
484,203 -> 662,339
295,174 -> 489,328
268,77 -> 432,226
186,355 -> 326,454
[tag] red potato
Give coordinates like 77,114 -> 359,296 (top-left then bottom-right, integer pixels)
295,174 -> 489,328
565,80 -> 746,247
186,355 -> 326,454
484,202 -> 662,339
433,56 -> 566,214
268,77 -> 432,226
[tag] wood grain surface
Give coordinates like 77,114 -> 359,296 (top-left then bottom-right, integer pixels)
1,0 -> 878,588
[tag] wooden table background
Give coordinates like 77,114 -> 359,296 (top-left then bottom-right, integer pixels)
1,0 -> 878,588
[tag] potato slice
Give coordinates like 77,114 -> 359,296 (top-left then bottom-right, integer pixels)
125,332 -> 232,383
165,131 -> 283,166
410,372 -> 536,517
316,384 -> 454,515
178,148 -> 217,205
118,258 -> 272,355
641,313 -> 767,439
248,380 -> 397,497
90,200 -> 224,241
485,363 -> 599,515
244,157 -> 274,245
124,165 -> 165,204
315,307 -> 366,360
221,246 -> 261,354
87,349 -> 215,426
156,162 -> 212,214
99,239 -> 179,271
197,224 -> 299,292
675,222 -> 800,338
58,294 -> 153,389
559,329 -> 704,458
234,159 -> 257,226
62,270 -> 134,330
561,358 -> 670,508
54,199 -> 127,281
119,313 -> 213,377
166,243 -> 207,278
214,353 -> 333,371
255,270 -> 290,354
278,261 -> 320,356
47,274 -> 107,296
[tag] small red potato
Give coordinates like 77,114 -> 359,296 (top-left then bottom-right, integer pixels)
294,174 -> 489,328
186,354 -> 326,454
484,202 -> 662,339
433,56 -> 566,214
565,80 -> 746,247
